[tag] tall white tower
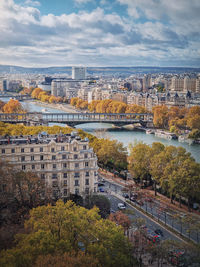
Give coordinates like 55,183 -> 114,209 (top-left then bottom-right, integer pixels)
72,67 -> 86,80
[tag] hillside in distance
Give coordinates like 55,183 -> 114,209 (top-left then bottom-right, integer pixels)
0,65 -> 200,76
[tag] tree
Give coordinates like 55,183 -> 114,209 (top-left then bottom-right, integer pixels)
35,251 -> 100,267
92,138 -> 128,172
2,99 -> 24,113
0,100 -> 5,111
109,211 -> 131,234
31,88 -> 43,99
153,105 -> 169,129
128,143 -> 151,186
0,200 -> 134,267
85,194 -> 111,218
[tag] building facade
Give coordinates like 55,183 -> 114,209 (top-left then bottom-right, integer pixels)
72,67 -> 86,80
0,133 -> 98,199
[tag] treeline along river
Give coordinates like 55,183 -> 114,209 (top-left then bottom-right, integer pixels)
1,97 -> 200,162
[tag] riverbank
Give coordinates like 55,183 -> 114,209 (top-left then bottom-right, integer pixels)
25,100 -> 78,113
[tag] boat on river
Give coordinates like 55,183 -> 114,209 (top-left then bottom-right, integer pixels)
155,130 -> 177,140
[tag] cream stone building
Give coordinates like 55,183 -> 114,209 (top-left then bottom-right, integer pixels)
0,132 -> 98,199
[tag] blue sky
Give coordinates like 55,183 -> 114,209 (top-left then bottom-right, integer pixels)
0,0 -> 200,67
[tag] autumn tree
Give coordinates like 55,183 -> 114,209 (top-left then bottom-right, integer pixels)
0,200 -> 134,267
109,211 -> 131,233
35,252 -> 100,267
31,87 -> 43,99
153,105 -> 169,129
2,99 -> 24,113
128,142 -> 152,185
0,99 -> 5,111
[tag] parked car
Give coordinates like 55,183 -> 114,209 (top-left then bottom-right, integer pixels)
98,182 -> 105,187
99,187 -> 105,193
118,203 -> 126,210
122,193 -> 129,198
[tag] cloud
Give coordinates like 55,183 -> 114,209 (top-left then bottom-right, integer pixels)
25,0 -> 40,6
0,0 -> 199,67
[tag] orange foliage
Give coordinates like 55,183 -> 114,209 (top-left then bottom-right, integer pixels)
109,211 -> 131,232
2,99 -> 24,113
31,88 -> 43,99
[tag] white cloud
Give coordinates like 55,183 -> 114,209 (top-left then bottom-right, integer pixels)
25,0 -> 40,6
0,0 -> 199,67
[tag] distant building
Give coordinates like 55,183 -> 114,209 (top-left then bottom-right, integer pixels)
0,133 -> 98,198
0,78 -> 7,92
72,67 -> 86,80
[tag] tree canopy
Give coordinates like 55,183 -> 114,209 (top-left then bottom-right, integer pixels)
0,200 -> 134,267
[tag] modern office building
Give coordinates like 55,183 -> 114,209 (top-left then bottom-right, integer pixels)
72,67 -> 86,80
0,132 -> 98,199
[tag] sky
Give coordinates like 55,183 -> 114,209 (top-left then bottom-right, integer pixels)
0,0 -> 200,67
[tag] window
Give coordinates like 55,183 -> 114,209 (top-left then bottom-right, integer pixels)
11,148 -> 15,153
1,149 -> 5,154
40,155 -> 44,161
21,148 -> 24,153
40,147 -> 43,152
61,146 -> 65,151
64,189 -> 67,196
84,153 -> 88,159
85,188 -> 89,194
51,148 -> 55,153
53,190 -> 57,197
52,173 -> 57,179
83,145 -> 87,150
30,148 -> 34,152
53,164 -> 56,169
41,164 -> 45,169
74,154 -> 78,159
62,154 -> 66,159
21,156 -> 25,162
75,163 -> 79,168
75,188 -> 79,194
85,162 -> 89,167
74,172 -> 79,178
22,165 -> 26,170
63,173 -> 67,178
32,165 -> 35,170
31,156 -> 34,161
63,163 -> 67,168
52,155 -> 56,160
52,181 -> 58,187
41,174 -> 45,179
63,180 -> 67,186
86,171 -> 89,177
73,147 -> 77,152
85,179 -> 89,185
75,180 -> 79,186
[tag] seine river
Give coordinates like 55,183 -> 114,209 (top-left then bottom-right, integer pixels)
1,98 -> 200,162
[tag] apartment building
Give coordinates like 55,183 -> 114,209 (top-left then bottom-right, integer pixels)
0,132 -> 98,199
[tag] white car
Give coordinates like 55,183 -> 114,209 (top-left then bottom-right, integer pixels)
118,203 -> 126,210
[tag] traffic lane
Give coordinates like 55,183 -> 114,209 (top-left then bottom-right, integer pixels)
106,194 -> 182,242
102,179 -> 198,243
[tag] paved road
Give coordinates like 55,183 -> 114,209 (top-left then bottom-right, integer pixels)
98,176 -> 196,243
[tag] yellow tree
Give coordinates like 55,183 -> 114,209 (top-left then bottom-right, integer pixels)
2,99 -> 24,113
153,105 -> 169,129
31,88 -> 43,99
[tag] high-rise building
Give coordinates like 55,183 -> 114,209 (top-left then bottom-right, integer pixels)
72,67 -> 86,80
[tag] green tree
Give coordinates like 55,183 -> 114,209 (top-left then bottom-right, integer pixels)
0,200 -> 134,267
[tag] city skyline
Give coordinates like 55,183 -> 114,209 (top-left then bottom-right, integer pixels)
0,0 -> 200,67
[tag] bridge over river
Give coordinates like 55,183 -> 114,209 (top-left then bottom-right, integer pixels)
0,112 -> 153,127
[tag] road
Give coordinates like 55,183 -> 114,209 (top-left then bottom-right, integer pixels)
98,176 -> 196,243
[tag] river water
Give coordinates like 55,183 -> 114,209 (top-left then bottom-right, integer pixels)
1,98 -> 200,162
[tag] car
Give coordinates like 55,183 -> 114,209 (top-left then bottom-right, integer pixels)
154,229 -> 164,237
98,183 -> 105,187
99,187 -> 105,192
118,203 -> 126,210
122,193 -> 129,198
